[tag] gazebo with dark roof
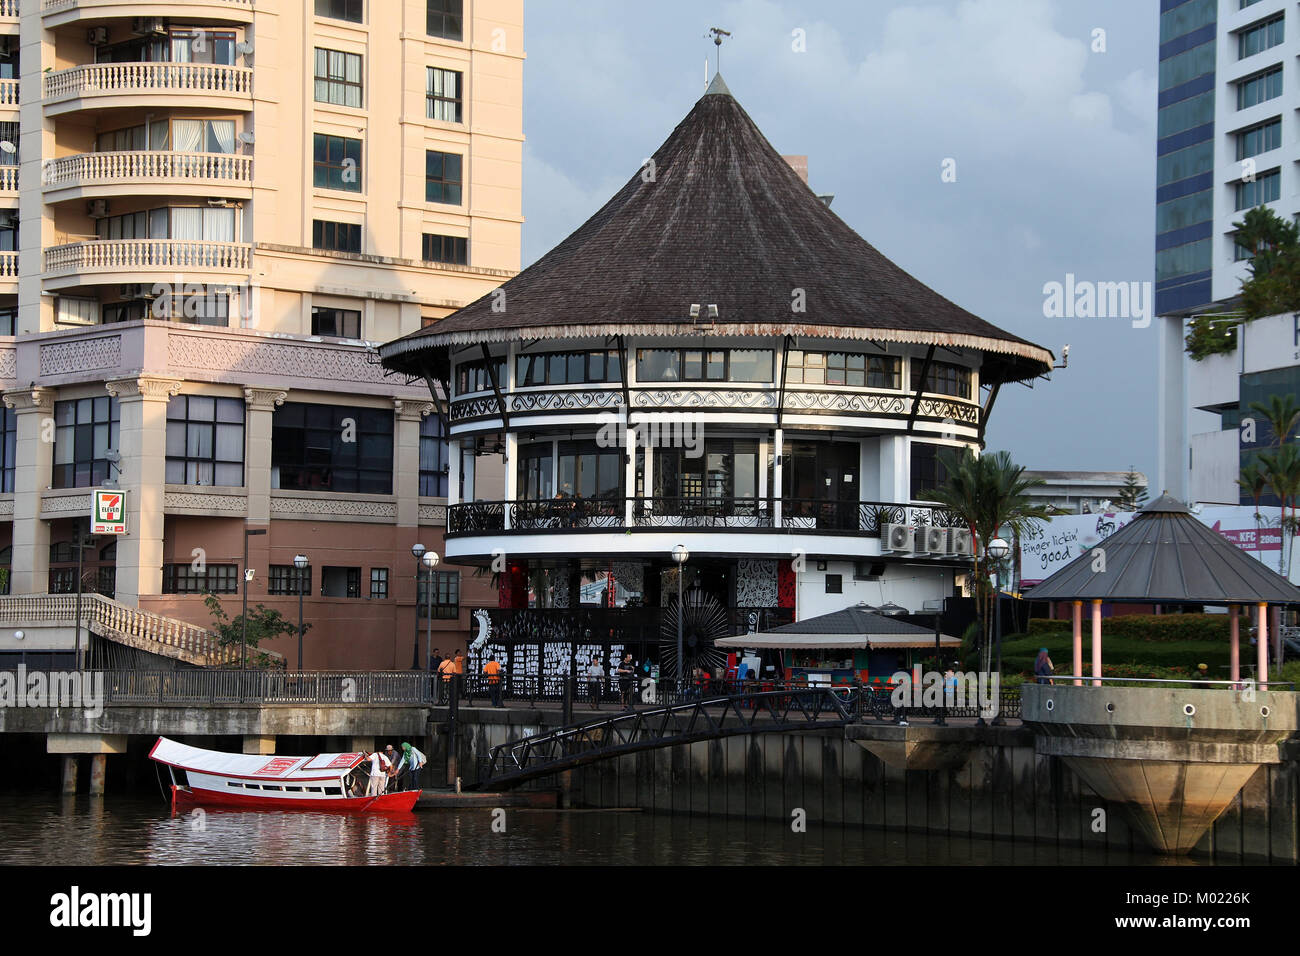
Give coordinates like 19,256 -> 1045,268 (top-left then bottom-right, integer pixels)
380,73 -> 1053,384
1027,495 -> 1300,686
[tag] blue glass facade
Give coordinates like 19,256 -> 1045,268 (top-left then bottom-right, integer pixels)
1155,0 -> 1217,315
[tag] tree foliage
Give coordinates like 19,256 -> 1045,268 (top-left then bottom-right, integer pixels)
1116,466 -> 1148,512
203,593 -> 306,668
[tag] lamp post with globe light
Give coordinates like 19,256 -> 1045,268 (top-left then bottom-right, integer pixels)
411,544 -> 439,672
987,536 -> 1010,725
672,544 -> 689,694
293,553 -> 309,670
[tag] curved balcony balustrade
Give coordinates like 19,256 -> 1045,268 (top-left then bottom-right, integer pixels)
43,238 -> 251,289
446,497 -> 967,538
43,63 -> 253,115
0,78 -> 17,110
43,150 -> 253,201
42,0 -> 255,25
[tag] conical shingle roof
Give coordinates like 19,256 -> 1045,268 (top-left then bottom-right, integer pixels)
381,76 -> 1053,384
1025,495 -> 1300,604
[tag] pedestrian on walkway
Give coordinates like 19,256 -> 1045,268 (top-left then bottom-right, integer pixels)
438,653 -> 456,704
484,655 -> 503,707
1034,648 -> 1055,685
429,647 -> 444,700
586,655 -> 605,709
616,653 -> 636,710
382,744 -> 400,792
364,749 -> 391,796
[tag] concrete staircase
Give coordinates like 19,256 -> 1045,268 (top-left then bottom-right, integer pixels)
0,593 -> 284,668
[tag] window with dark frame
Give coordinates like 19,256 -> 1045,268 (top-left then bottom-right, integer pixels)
52,397 -> 120,489
370,567 -> 388,599
268,565 -> 313,596
419,414 -> 449,496
1236,118 -> 1282,161
313,47 -> 363,108
454,358 -> 506,395
825,574 -> 843,594
910,442 -> 952,499
786,350 -> 900,388
320,566 -> 362,598
312,219 -> 361,253
165,395 -> 245,487
910,359 -> 972,399
0,305 -> 13,335
426,67 -> 463,122
634,349 -> 773,383
162,563 -> 238,594
1238,14 -> 1284,59
426,0 -> 463,40
515,349 -> 621,387
425,150 -> 463,204
1237,65 -> 1283,110
0,407 -> 14,493
417,570 -> 460,618
271,401 -> 394,494
311,306 -> 361,338
316,0 -> 363,23
422,233 -> 468,265
313,133 -> 362,192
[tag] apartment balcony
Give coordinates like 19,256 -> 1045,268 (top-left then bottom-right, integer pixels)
0,78 -> 17,117
0,250 -> 15,295
0,0 -> 16,28
42,0 -> 254,27
43,63 -> 253,116
0,165 -> 16,203
43,150 -> 253,203
43,238 -> 251,290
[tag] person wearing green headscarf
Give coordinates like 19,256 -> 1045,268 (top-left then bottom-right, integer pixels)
398,741 -> 427,791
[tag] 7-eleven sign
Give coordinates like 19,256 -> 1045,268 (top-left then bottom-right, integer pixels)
91,489 -> 126,535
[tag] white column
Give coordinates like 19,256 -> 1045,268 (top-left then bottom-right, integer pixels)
3,388 -> 54,594
1156,315 -> 1188,500
106,376 -> 183,604
503,431 -> 517,530
773,427 -> 784,528
243,388 -> 288,526
393,400 -> 434,527
462,445 -> 476,500
447,438 -> 462,507
624,423 -> 635,526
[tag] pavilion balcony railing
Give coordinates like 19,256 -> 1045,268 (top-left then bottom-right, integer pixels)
44,150 -> 253,190
447,497 -> 967,537
43,63 -> 253,103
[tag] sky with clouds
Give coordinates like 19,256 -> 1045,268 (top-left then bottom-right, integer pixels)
517,0 -> 1159,483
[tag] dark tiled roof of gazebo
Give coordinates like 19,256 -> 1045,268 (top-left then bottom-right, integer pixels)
380,74 -> 1053,385
1025,495 -> 1300,604
766,604 -> 937,636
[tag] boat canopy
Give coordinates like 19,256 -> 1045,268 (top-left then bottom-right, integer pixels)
150,737 -> 366,780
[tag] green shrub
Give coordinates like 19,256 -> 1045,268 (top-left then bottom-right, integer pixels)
1025,614 -> 1231,643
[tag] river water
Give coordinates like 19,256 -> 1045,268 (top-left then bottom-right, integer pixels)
0,793 -> 1190,866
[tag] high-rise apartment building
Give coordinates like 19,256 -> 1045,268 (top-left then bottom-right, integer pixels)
1156,0 -> 1299,503
0,0 -> 522,669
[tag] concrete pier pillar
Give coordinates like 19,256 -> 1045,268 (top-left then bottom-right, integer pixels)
347,737 -> 375,754
1071,601 -> 1082,686
1230,606 -> 1240,684
1090,600 -> 1102,687
1257,603 -> 1269,686
89,754 -> 107,796
242,735 -> 277,755
61,756 -> 78,795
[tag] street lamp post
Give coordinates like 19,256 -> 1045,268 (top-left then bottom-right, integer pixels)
988,536 -> 1010,726
241,527 -> 267,669
672,544 -> 689,692
293,553 -> 309,671
411,544 -> 439,672
72,532 -> 95,671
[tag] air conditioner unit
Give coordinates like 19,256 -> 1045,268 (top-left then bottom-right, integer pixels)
86,199 -> 109,218
132,18 -> 166,36
881,523 -> 913,553
949,528 -> 974,556
86,26 -> 109,46
920,525 -> 946,554
853,560 -> 886,581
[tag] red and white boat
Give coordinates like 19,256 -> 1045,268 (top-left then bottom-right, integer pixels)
150,737 -> 421,812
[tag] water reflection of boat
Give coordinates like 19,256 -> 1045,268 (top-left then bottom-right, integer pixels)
149,737 -> 421,812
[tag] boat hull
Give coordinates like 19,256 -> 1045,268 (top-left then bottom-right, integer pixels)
171,784 -> 420,813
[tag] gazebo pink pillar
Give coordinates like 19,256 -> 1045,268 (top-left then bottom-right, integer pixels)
1090,599 -> 1103,687
1257,603 -> 1269,687
1071,600 -> 1083,686
1229,605 -> 1240,685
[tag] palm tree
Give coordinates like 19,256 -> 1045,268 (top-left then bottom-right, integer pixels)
1237,460 -> 1268,560
924,448 -> 1050,664
1249,393 -> 1300,447
1257,445 -> 1300,576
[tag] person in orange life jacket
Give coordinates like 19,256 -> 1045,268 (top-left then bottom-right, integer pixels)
483,655 -> 503,707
